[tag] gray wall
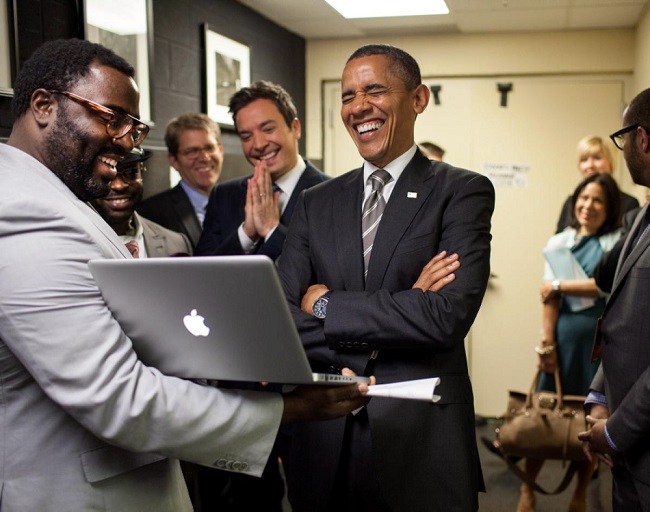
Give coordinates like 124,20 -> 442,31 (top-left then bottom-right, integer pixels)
1,0 -> 308,197
146,0 -> 307,197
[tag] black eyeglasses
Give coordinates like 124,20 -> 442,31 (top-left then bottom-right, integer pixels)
48,90 -> 150,145
610,124 -> 648,150
115,161 -> 146,184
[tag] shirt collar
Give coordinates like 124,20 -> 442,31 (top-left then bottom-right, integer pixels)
179,180 -> 210,218
274,156 -> 307,197
363,145 -> 417,186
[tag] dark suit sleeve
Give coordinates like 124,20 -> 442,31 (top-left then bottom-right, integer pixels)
194,185 -> 245,256
324,174 -> 494,352
607,365 -> 650,453
256,224 -> 288,260
277,193 -> 332,366
590,364 -> 605,393
593,236 -> 625,293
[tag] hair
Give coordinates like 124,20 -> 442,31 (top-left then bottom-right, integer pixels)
164,113 -> 221,156
419,141 -> 445,159
228,80 -> 298,129
11,38 -> 134,119
569,172 -> 621,236
346,44 -> 421,91
576,135 -> 615,172
624,88 -> 650,128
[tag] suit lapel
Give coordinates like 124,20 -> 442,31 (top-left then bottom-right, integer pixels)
282,165 -> 313,225
608,204 -> 650,304
280,163 -> 324,226
171,185 -> 202,245
82,202 -> 132,258
334,169 -> 365,291
139,214 -> 164,257
365,153 -> 435,291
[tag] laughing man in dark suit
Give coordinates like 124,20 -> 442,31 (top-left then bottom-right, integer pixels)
277,44 -> 494,511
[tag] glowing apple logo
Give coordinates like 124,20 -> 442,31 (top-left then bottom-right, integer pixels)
183,309 -> 210,337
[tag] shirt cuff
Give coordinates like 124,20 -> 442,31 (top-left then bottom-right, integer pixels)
584,390 -> 607,410
237,224 -> 257,254
604,425 -> 619,452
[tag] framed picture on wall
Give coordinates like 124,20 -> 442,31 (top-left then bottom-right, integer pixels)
83,0 -> 153,123
203,25 -> 250,128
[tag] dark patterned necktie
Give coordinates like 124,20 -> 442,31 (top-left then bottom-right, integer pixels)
362,169 -> 392,279
125,240 -> 140,258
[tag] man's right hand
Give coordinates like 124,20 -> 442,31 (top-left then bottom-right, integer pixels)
412,251 -> 460,292
281,368 -> 374,424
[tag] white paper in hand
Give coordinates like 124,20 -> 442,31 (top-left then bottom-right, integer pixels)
366,377 -> 441,402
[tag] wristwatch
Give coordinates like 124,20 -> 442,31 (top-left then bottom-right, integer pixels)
551,279 -> 561,292
312,293 -> 330,319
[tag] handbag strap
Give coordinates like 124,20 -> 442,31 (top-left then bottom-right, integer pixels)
482,437 -> 579,495
526,369 -> 565,409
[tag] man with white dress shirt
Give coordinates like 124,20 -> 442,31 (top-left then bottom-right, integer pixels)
195,80 -> 329,260
193,80 -> 329,511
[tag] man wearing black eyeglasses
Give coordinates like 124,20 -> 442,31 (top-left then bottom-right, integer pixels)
580,88 -> 650,512
92,147 -> 192,258
0,38 -> 371,512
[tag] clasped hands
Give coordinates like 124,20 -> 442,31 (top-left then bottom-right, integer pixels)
301,251 -> 461,316
243,160 -> 281,242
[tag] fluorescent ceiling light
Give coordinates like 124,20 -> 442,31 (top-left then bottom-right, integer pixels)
324,0 -> 449,19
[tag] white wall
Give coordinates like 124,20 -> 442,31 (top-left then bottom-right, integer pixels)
305,29 -> 635,161
634,7 -> 650,94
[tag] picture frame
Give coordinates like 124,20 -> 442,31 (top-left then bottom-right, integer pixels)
83,0 -> 154,123
203,25 -> 250,128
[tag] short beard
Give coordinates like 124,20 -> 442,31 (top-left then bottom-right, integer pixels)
44,106 -> 112,201
626,143 -> 646,186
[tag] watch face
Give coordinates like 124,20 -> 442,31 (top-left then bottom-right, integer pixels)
313,297 -> 328,319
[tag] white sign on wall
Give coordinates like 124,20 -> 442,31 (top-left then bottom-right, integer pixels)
483,162 -> 530,188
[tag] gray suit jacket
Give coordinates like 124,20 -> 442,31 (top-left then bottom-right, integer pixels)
0,144 -> 282,511
598,204 -> 650,487
137,212 -> 193,257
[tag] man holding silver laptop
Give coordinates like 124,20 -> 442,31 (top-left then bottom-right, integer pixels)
0,38 -> 371,512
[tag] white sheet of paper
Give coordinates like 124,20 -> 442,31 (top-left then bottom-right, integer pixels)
366,377 -> 441,402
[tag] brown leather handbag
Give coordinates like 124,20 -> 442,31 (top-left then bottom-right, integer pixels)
494,369 -> 586,461
481,370 -> 587,494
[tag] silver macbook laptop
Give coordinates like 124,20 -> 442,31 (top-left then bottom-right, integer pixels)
88,255 -> 367,385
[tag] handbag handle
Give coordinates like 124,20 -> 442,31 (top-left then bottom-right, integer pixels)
525,369 -> 564,409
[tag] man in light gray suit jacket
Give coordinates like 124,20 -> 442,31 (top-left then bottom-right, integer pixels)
579,88 -> 650,511
0,38 -> 370,512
